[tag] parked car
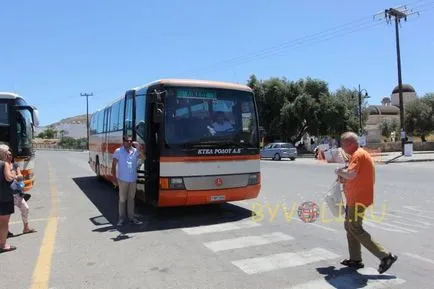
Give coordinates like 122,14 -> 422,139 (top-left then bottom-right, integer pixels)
260,142 -> 297,160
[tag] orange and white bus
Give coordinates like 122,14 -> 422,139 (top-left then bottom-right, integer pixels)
0,92 -> 40,191
88,79 -> 261,207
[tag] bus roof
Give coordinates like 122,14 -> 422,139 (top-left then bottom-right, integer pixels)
133,79 -> 253,93
0,92 -> 22,100
93,79 -> 253,114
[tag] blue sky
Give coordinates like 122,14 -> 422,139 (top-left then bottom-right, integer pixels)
1,0 -> 433,126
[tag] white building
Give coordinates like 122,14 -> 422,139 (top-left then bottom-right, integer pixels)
53,121 -> 87,139
36,115 -> 87,139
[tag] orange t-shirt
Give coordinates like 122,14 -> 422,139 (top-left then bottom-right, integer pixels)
343,147 -> 375,207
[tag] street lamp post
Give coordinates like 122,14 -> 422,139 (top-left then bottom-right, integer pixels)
357,85 -> 370,136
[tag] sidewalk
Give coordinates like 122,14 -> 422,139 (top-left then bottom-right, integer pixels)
379,151 -> 434,164
298,151 -> 434,164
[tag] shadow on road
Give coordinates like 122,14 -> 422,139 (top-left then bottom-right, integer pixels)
72,176 -> 254,239
316,266 -> 399,288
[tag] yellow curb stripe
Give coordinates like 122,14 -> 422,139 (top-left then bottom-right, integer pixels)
30,162 -> 59,289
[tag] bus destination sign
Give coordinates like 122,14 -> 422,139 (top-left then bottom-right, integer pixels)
177,89 -> 217,100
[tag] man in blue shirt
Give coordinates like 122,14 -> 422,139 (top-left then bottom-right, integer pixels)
111,135 -> 143,226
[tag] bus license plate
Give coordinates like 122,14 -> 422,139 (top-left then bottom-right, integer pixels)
211,195 -> 225,201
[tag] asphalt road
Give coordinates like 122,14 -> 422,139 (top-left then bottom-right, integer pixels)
1,151 -> 434,289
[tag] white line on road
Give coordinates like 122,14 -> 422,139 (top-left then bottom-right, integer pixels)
181,220 -> 261,235
396,210 -> 434,221
231,247 -> 340,275
404,253 -> 434,265
374,220 -> 418,233
391,220 -> 429,229
296,218 -> 339,233
402,205 -> 434,215
373,211 -> 431,226
286,267 -> 406,289
203,232 -> 294,252
364,221 -> 410,233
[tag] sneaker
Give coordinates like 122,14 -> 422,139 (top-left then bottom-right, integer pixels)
129,218 -> 143,225
117,219 -> 125,226
378,253 -> 398,274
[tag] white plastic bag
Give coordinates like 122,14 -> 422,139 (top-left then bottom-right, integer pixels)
324,181 -> 345,218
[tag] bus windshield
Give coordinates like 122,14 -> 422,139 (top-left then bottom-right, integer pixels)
164,87 -> 258,148
15,108 -> 33,155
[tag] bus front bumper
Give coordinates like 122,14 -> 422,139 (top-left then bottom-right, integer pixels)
157,184 -> 261,207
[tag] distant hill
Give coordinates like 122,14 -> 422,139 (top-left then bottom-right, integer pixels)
55,114 -> 87,125
42,114 -> 87,127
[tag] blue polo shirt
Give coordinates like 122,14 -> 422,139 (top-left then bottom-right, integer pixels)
113,146 -> 140,182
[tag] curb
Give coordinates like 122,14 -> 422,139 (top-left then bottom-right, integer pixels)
385,158 -> 434,164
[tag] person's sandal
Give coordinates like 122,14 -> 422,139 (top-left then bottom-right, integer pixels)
378,253 -> 398,274
0,245 -> 17,254
340,259 -> 365,269
23,228 -> 37,234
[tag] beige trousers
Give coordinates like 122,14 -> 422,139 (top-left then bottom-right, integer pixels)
345,205 -> 389,261
118,180 -> 136,220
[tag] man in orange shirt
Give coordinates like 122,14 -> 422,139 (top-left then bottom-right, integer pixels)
335,131 -> 397,274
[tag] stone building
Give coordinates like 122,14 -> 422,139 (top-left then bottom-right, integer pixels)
365,84 -> 417,143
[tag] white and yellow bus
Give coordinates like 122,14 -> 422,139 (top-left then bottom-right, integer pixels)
0,92 -> 40,191
88,79 -> 261,207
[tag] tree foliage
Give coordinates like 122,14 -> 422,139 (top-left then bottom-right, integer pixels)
247,75 -> 366,142
379,118 -> 399,139
37,128 -> 57,139
404,93 -> 434,141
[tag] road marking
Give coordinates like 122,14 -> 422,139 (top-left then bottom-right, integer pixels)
30,162 -> 59,289
397,210 -> 434,221
374,220 -> 418,233
373,210 -> 431,226
404,253 -> 434,265
287,267 -> 406,288
296,218 -> 339,233
181,220 -> 260,235
203,232 -> 294,252
402,205 -> 434,214
364,221 -> 409,233
391,220 -> 429,229
231,247 -> 340,275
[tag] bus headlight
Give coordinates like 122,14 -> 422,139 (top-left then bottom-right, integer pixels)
169,178 -> 185,189
160,177 -> 185,190
248,173 -> 260,185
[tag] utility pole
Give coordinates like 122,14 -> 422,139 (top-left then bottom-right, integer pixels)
375,6 -> 419,155
81,92 -> 93,150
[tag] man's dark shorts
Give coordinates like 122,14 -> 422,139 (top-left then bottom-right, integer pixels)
0,201 -> 14,216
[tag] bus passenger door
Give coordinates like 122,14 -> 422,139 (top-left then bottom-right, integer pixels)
144,89 -> 162,206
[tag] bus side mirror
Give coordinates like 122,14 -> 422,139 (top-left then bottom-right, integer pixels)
32,108 -> 40,127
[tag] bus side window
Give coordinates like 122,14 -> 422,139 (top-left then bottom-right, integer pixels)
97,110 -> 104,133
118,99 -> 124,131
